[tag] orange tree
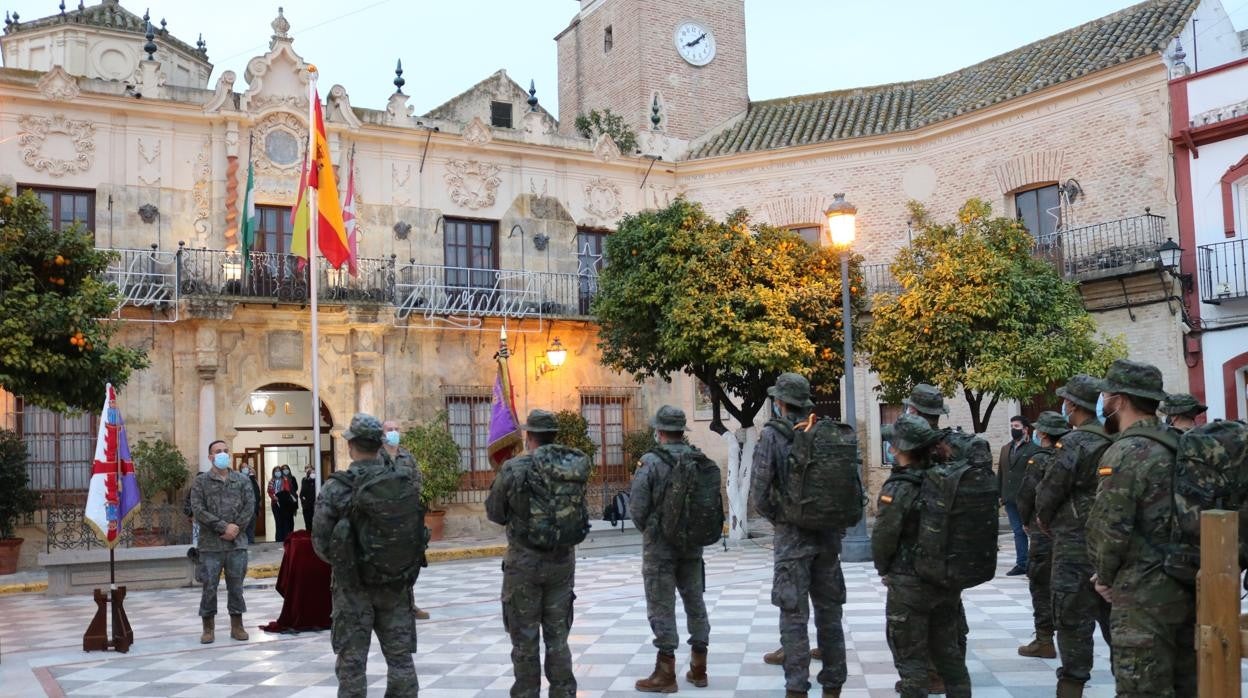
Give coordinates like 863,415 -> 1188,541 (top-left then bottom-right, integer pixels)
862,199 -> 1123,433
0,187 -> 148,412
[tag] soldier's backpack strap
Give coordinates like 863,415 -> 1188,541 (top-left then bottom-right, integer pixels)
1126,425 -> 1180,454
1078,423 -> 1113,443
766,418 -> 795,442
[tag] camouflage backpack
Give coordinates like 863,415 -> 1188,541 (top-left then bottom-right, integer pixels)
769,417 -> 864,531
330,463 -> 427,586
1133,420 -> 1248,587
514,444 -> 591,550
913,458 -> 1000,590
652,446 -> 724,550
942,429 -> 993,472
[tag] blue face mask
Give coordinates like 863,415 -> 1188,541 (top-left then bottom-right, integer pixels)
771,401 -> 782,419
1060,401 -> 1068,420
1095,394 -> 1107,425
212,452 -> 230,469
385,430 -> 401,446
1032,432 -> 1042,447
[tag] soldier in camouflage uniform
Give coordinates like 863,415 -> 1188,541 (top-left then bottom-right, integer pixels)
312,414 -> 420,698
1087,360 -> 1196,698
382,418 -> 430,621
189,438 -> 256,644
486,410 -> 580,698
631,405 -> 711,692
749,373 -> 847,698
1160,393 -> 1207,433
873,415 -> 972,698
1014,411 -> 1069,660
1035,375 -> 1113,697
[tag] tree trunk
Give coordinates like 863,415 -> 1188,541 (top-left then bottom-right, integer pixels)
724,425 -> 758,541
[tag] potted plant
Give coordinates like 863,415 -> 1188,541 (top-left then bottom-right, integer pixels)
0,429 -> 40,574
554,410 -> 599,476
131,438 -> 190,546
623,428 -> 654,475
402,411 -> 462,541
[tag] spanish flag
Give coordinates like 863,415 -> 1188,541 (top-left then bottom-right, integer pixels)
290,89 -> 350,269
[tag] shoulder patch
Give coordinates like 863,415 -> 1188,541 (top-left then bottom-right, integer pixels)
879,494 -> 894,505
1027,459 -> 1035,465
1056,442 -> 1063,449
1098,466 -> 1114,477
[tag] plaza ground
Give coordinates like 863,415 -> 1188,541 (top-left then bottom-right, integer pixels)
0,534 -> 1218,698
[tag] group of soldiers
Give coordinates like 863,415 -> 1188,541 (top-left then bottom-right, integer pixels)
190,356 -> 1206,698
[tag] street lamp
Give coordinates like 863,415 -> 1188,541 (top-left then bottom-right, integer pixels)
824,193 -> 871,563
1157,237 -> 1192,292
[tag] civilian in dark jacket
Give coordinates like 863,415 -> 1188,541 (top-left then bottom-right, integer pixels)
300,467 -> 317,531
998,415 -> 1039,576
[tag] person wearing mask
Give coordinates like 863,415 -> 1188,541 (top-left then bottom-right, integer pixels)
241,462 -> 261,545
300,466 -> 317,531
268,466 -> 298,541
1160,393 -> 1207,433
189,439 -> 255,644
998,415 -> 1039,576
381,419 -> 430,620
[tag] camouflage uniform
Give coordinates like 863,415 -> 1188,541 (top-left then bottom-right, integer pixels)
1087,360 -> 1196,698
486,410 -> 579,698
872,415 -> 972,698
383,445 -> 423,491
1036,376 -> 1113,688
312,414 -> 420,698
189,468 -> 255,619
1015,411 -> 1068,652
749,373 -> 847,695
1160,393 -> 1207,432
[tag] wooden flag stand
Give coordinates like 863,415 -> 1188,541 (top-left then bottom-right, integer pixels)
83,548 -> 133,652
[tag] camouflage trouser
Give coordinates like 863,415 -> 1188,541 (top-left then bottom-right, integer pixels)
642,551 -> 708,653
1109,570 -> 1196,698
772,550 -> 848,692
330,582 -> 418,698
198,549 -> 247,617
1051,555 -> 1111,683
885,576 -> 971,698
1026,529 -> 1053,636
501,546 -> 576,698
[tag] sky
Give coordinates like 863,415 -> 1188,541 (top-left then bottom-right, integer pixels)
3,0 -> 1247,116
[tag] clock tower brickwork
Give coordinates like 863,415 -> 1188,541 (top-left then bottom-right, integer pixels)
555,0 -> 749,144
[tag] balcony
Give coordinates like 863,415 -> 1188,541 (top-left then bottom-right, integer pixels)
176,247 -> 395,305
103,246 -> 179,316
1032,213 -> 1167,282
861,262 -> 903,297
1198,237 -> 1248,304
394,263 -> 588,327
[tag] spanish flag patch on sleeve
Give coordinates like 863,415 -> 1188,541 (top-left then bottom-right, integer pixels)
879,494 -> 894,505
1098,466 -> 1114,476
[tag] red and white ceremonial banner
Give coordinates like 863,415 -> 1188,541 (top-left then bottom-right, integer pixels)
84,384 -> 141,548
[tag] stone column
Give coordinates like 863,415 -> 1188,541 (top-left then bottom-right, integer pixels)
196,327 -> 220,471
355,367 -> 376,416
351,328 -> 381,418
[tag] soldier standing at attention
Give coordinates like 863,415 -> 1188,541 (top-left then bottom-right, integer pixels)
1160,393 -> 1207,433
313,414 -> 423,698
486,410 -> 590,698
1087,359 -> 1196,698
872,415 -> 972,698
1014,411 -> 1070,660
631,405 -> 712,692
749,373 -> 847,698
189,438 -> 255,644
381,418 -> 430,621
1035,375 -> 1113,697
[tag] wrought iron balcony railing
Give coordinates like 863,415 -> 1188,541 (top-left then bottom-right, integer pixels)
176,247 -> 395,305
394,262 -> 589,327
860,262 -> 903,297
1197,237 -> 1248,304
1032,212 -> 1167,281
103,245 -> 179,315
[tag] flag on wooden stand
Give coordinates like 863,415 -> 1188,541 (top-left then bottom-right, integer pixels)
84,384 -> 141,548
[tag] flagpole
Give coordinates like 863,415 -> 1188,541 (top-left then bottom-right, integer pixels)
308,66 -> 323,491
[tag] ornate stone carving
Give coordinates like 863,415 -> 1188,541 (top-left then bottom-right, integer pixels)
253,112 -> 305,177
646,183 -> 685,210
462,116 -> 492,146
203,70 -> 236,113
445,160 -> 502,210
137,137 -> 161,186
583,177 -> 622,221
392,163 -> 412,206
241,8 -> 309,114
192,139 -> 211,238
17,114 -> 96,177
327,84 -> 363,128
37,65 -> 80,102
593,133 -> 621,162
385,93 -> 415,127
268,330 -> 304,372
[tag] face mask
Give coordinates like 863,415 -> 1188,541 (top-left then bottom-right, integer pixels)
385,430 -> 401,446
1095,394 -> 1107,425
1032,432 -> 1042,447
1010,428 -> 1024,441
771,401 -> 782,419
1060,402 -> 1069,419
1099,394 -> 1123,434
212,452 -> 230,469
242,468 -> 251,476
652,431 -> 660,444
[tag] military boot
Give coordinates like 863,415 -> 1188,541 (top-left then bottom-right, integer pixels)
785,692 -> 806,698
685,648 -> 708,687
229,614 -> 249,641
764,647 -> 822,665
200,616 -> 214,644
1055,678 -> 1084,698
636,652 -> 677,693
927,671 -> 946,694
821,689 -> 841,697
1018,632 -> 1056,658
414,606 -> 431,620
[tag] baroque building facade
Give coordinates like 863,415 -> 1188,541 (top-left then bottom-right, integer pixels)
1,0 -> 1243,567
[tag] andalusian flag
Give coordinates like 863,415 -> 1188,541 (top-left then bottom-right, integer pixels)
84,384 -> 141,548
342,148 -> 359,277
290,90 -> 350,269
240,156 -> 256,275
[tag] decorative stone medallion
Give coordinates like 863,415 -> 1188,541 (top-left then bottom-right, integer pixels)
444,160 -> 502,210
17,114 -> 96,177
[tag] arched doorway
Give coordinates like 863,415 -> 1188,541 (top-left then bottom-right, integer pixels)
232,383 -> 334,542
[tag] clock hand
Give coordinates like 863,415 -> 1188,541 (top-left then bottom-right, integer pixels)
685,33 -> 706,48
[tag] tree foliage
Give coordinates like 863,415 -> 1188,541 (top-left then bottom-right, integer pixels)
573,109 -> 639,154
131,438 -> 190,504
862,199 -> 1125,433
0,428 -> 40,539
554,409 -> 598,464
401,411 -> 462,510
0,188 -> 149,412
594,198 -> 864,430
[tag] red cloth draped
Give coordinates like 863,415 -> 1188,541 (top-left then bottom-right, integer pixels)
260,530 -> 332,633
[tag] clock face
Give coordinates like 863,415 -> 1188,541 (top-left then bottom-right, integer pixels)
674,22 -> 716,66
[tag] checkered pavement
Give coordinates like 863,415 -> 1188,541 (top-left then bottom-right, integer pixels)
0,537 -> 1225,697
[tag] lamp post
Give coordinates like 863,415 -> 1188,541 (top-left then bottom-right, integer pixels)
825,193 -> 872,562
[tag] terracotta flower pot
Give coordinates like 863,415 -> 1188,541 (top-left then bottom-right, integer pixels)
426,510 -> 446,542
0,537 -> 24,575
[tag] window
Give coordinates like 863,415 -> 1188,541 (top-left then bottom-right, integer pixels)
444,218 -> 499,290
582,394 -> 629,481
14,400 -> 98,501
576,228 -> 609,314
1014,184 -> 1061,239
879,403 -> 903,468
490,101 -> 513,129
604,25 -> 613,52
20,186 -> 95,240
788,225 -> 823,247
254,204 -> 293,254
446,392 -> 494,489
